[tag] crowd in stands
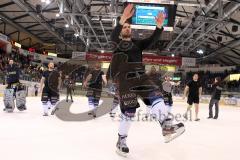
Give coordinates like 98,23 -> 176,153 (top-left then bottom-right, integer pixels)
1,48 -> 240,93
0,49 -> 44,83
224,79 -> 240,92
0,49 -> 87,88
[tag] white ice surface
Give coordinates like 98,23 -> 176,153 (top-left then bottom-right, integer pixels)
0,96 -> 240,160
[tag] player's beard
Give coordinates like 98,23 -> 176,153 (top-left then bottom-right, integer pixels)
121,32 -> 131,39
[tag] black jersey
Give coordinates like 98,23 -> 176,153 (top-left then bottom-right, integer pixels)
107,23 -> 164,109
42,70 -> 60,90
6,64 -> 20,84
108,23 -> 163,80
187,80 -> 202,97
111,23 -> 163,63
88,69 -> 104,89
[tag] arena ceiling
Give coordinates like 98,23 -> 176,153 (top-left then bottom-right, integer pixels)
0,0 -> 239,65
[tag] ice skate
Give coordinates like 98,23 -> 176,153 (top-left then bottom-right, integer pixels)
116,134 -> 129,157
88,109 -> 97,118
109,112 -> 116,118
162,122 -> 185,143
17,105 -> 27,111
5,105 -> 14,113
43,113 -> 48,116
194,118 -> 200,121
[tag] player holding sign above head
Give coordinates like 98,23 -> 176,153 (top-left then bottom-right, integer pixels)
107,4 -> 185,156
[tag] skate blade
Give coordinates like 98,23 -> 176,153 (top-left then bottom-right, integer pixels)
164,127 -> 185,143
17,106 -> 26,111
109,113 -> 116,118
6,109 -> 14,113
116,149 -> 128,157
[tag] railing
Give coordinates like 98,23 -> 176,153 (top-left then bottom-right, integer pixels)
20,74 -> 41,82
1,73 -> 240,96
0,72 -> 5,84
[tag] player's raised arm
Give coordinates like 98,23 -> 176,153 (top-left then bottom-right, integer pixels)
138,12 -> 165,50
110,4 -> 135,43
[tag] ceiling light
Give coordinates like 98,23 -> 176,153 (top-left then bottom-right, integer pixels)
80,28 -> 83,36
86,38 -> 90,46
112,18 -> 117,27
74,33 -> 79,37
45,0 -> 51,5
197,49 -> 204,54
